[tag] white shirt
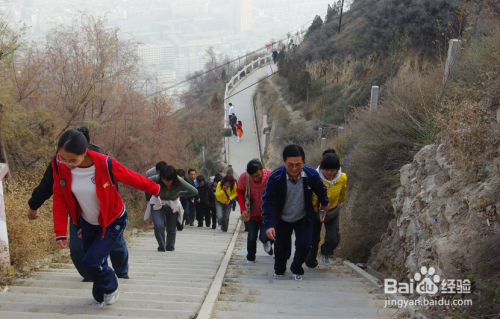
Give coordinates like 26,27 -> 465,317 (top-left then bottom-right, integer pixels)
228,105 -> 234,116
71,165 -> 100,225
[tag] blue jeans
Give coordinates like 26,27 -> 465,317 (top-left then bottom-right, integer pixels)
69,219 -> 128,280
246,219 -> 271,262
215,201 -> 231,232
80,211 -> 128,302
274,218 -> 313,276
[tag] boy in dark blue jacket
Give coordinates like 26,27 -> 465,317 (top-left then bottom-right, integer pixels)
262,145 -> 329,280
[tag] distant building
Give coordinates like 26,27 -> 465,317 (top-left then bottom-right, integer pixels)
230,0 -> 253,33
138,42 -> 175,66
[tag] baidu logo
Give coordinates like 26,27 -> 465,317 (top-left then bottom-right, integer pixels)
414,266 -> 440,294
384,265 -> 471,295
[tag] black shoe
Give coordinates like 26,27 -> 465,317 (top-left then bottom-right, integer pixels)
117,275 -> 129,279
82,278 -> 93,282
158,248 -> 166,252
197,224 -> 203,227
212,226 -> 216,229
166,248 -> 175,251
189,223 -> 194,226
305,259 -> 319,268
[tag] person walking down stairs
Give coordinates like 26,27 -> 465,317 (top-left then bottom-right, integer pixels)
237,159 -> 274,263
51,130 -> 161,307
305,149 -> 347,268
235,121 -> 243,143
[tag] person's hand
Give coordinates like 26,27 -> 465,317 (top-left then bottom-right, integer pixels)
225,200 -> 231,205
28,209 -> 39,220
320,205 -> 329,212
241,210 -> 249,220
197,198 -> 200,203
56,239 -> 67,249
77,229 -> 82,239
266,228 -> 276,241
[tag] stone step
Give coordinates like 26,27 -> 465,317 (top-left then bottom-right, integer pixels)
217,287 -> 381,300
35,266 -> 216,276
28,275 -> 212,286
211,311 -> 399,319
0,302 -> 196,318
0,293 -> 200,312
7,286 -> 205,302
34,271 -> 214,280
214,301 -> 400,317
30,272 -> 212,285
218,294 -> 386,308
223,274 -> 364,282
14,280 -> 207,295
221,282 -> 372,293
0,312 -> 150,319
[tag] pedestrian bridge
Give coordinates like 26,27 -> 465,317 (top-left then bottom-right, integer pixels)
0,63 -> 404,318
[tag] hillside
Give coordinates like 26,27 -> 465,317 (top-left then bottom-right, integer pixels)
255,0 -> 500,317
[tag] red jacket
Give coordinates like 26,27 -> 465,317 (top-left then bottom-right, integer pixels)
52,149 -> 160,240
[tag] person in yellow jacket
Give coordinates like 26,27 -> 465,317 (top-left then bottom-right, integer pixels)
215,174 -> 237,232
305,149 -> 347,267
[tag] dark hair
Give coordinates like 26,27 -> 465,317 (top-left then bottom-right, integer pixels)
214,174 -> 222,183
76,126 -> 90,143
237,121 -> 242,125
156,161 -> 167,172
221,175 -> 235,189
196,175 -> 205,184
229,103 -> 232,106
282,144 -> 305,162
247,159 -> 263,175
160,165 -> 181,187
322,149 -> 336,157
320,153 -> 340,170
58,130 -> 88,155
228,165 -> 232,167
188,168 -> 196,175
176,169 -> 185,177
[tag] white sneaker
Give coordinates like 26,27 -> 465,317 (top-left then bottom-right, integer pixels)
293,274 -> 303,281
246,260 -> 254,264
273,273 -> 283,278
104,290 -> 119,305
263,242 -> 272,255
217,225 -> 222,230
321,254 -> 330,266
92,300 -> 105,307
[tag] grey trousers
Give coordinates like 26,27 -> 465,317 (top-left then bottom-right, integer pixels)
152,205 -> 178,251
309,213 -> 340,258
215,201 -> 231,232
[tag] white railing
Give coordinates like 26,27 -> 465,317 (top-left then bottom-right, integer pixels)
223,54 -> 272,163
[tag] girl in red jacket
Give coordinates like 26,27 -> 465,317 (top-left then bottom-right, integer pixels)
52,130 -> 160,307
235,120 -> 243,143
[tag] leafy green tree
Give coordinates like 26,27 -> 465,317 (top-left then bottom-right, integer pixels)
305,15 -> 323,39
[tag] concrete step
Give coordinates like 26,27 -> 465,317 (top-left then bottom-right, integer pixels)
0,302 -> 196,318
16,278 -> 209,290
0,312 -> 154,319
221,282 -> 374,293
218,286 -> 381,300
14,279 -> 207,295
31,273 -> 213,285
7,286 -> 204,302
211,311 -> 400,319
218,294 -> 386,308
34,270 -> 215,280
0,293 -> 200,311
214,301 -> 400,317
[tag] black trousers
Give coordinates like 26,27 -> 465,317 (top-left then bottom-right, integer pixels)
307,214 -> 340,263
274,219 -> 313,276
196,202 -> 212,227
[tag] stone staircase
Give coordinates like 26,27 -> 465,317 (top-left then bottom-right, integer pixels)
0,214 -> 239,319
211,227 -> 404,319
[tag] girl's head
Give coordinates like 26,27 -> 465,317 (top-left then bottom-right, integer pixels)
221,174 -> 235,189
160,165 -> 181,188
320,153 -> 340,181
57,130 -> 89,169
247,159 -> 263,181
238,121 -> 242,125
214,174 -> 222,185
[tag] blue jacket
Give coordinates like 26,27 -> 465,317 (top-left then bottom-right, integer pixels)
261,164 -> 329,229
